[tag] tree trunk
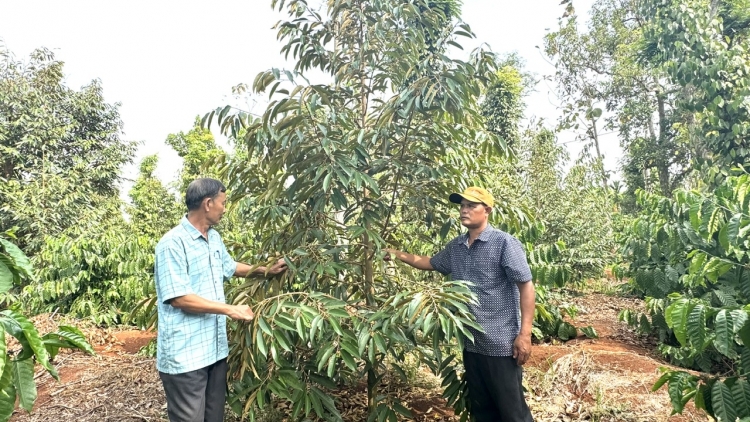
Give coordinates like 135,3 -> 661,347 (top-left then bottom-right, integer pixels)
655,90 -> 671,196
590,117 -> 608,190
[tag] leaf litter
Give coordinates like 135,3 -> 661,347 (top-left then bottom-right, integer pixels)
11,288 -> 710,421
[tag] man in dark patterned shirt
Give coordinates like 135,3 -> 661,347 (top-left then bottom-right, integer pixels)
386,186 -> 535,422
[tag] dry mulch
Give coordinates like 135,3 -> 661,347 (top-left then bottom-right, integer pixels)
11,284 -> 711,421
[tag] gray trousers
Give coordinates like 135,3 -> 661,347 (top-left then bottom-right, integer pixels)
159,358 -> 228,422
463,352 -> 534,422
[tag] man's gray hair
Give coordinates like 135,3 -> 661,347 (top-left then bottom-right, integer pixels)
185,178 -> 226,211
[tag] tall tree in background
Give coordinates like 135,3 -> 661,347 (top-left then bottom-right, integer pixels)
480,56 -> 531,150
165,116 -> 223,194
641,0 -> 750,175
544,0 -> 694,203
128,155 -> 181,239
0,47 -> 136,254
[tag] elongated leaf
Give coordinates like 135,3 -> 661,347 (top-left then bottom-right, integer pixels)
741,269 -> 750,300
0,260 -> 12,294
357,328 -> 370,357
741,347 -> 750,376
0,356 -> 16,422
0,326 -> 5,378
727,214 -> 742,246
666,299 -> 689,346
392,401 -> 413,418
255,329 -> 267,358
714,310 -> 736,357
652,370 -> 671,392
4,310 -> 54,376
687,304 -> 706,349
581,326 -> 598,339
667,372 -> 696,413
340,349 -> 357,371
0,239 -> 32,277
317,346 -> 335,373
42,326 -> 94,356
712,380 -> 738,422
12,359 -> 36,412
732,378 -> 750,418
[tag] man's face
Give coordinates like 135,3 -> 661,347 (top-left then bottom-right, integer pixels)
459,199 -> 490,229
206,191 -> 227,226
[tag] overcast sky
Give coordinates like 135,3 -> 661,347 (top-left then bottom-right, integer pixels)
0,0 -> 618,189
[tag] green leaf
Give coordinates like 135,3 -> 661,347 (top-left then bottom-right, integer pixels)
11,359 -> 37,412
666,299 -> 689,346
557,322 -> 577,341
50,326 -> 94,355
0,327 -> 5,378
0,260 -> 12,294
357,328 -> 370,357
373,332 -> 387,354
318,346 -> 335,373
0,356 -> 16,422
258,317 -> 273,336
712,380 -> 738,422
719,224 -> 730,250
732,378 -> 750,418
728,214 -> 742,245
392,401 -> 413,418
340,349 -> 357,371
0,238 -> 32,277
652,370 -> 671,392
0,310 -> 55,376
714,310 -> 736,357
581,326 -> 598,339
687,304 -> 707,349
689,201 -> 701,231
272,328 -> 292,352
310,315 -> 323,342
255,329 -> 267,358
326,353 -> 337,378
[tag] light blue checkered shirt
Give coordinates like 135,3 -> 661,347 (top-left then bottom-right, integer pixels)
430,225 -> 532,357
154,216 -> 237,374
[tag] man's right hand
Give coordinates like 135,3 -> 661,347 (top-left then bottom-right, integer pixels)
382,248 -> 434,271
226,304 -> 254,321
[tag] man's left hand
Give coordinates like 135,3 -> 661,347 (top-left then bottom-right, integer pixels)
268,258 -> 288,275
513,333 -> 532,366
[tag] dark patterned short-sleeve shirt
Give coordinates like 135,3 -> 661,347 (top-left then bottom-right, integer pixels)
430,225 -> 532,357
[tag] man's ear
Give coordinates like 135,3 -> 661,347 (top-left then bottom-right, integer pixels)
485,206 -> 493,215
202,197 -> 212,211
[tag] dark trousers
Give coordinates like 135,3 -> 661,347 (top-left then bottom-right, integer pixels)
159,358 -> 228,422
463,351 -> 534,422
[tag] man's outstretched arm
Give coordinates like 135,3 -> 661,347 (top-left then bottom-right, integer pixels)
385,249 -> 435,271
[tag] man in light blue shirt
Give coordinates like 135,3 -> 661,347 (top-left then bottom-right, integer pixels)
155,178 -> 287,422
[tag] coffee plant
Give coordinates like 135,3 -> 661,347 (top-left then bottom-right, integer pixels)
620,173 -> 750,420
0,232 -> 93,422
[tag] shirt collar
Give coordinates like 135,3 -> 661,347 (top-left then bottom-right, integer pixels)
461,224 -> 494,244
180,215 -> 205,240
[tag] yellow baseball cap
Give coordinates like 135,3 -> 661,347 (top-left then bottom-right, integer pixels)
449,186 -> 495,208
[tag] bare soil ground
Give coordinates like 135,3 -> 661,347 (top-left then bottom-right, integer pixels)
10,285 -> 710,422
